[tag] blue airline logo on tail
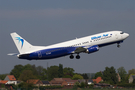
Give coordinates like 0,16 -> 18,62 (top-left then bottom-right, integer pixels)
16,37 -> 24,48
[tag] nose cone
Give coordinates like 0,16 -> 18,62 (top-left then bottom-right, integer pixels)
125,33 -> 129,37
124,33 -> 129,39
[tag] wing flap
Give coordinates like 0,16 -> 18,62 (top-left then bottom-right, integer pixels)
74,47 -> 87,53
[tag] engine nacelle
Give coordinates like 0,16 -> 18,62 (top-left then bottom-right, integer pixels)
85,45 -> 99,54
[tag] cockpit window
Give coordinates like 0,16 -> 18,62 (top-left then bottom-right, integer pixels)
120,31 -> 124,34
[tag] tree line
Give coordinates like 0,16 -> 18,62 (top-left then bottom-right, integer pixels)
94,66 -> 135,84
0,64 -> 135,85
0,64 -> 85,82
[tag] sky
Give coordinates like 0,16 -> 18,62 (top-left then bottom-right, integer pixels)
0,0 -> 135,74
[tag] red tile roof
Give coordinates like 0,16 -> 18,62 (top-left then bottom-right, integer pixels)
27,79 -> 43,84
50,78 -> 78,86
92,77 -> 102,83
54,78 -> 63,81
7,75 -> 16,81
0,80 -> 8,84
62,78 -> 72,82
52,78 -> 77,83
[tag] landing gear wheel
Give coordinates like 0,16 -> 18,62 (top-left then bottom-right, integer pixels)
117,44 -> 120,48
117,42 -> 120,48
70,55 -> 74,59
76,55 -> 80,59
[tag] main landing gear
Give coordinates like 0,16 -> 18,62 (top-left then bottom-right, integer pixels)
70,54 -> 74,59
76,54 -> 80,59
70,54 -> 80,59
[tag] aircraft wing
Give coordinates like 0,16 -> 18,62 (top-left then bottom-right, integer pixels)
74,47 -> 87,53
73,45 -> 99,54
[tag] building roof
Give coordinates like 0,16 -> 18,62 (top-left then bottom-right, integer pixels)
50,81 -> 63,84
42,81 -> 50,84
0,80 -> 8,84
88,79 -> 94,83
93,77 -> 102,83
132,75 -> 135,79
27,79 -> 43,84
78,79 -> 86,83
54,78 -> 63,81
54,78 -> 77,83
50,78 -> 78,85
62,78 -> 72,81
70,80 -> 78,83
7,75 -> 16,81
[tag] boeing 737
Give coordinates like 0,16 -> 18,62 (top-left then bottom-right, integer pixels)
8,31 -> 129,60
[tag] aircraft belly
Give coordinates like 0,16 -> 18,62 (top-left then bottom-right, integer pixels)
98,40 -> 123,47
42,50 -> 69,59
41,47 -> 76,59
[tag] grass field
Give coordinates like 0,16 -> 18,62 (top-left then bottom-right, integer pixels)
63,88 -> 135,90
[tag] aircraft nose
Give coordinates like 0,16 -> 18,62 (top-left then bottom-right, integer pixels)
125,33 -> 129,37
124,33 -> 129,39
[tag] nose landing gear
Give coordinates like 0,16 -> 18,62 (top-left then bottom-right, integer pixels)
117,43 -> 120,48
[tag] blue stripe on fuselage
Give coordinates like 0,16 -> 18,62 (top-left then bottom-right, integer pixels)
29,47 -> 76,59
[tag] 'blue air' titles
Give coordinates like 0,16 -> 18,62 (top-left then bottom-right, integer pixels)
91,34 -> 109,40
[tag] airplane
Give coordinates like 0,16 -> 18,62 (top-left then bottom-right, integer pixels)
8,31 -> 129,60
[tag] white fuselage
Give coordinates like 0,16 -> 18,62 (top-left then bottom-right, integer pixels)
32,31 -> 128,51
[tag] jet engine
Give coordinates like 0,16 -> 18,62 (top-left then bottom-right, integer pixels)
85,45 -> 99,54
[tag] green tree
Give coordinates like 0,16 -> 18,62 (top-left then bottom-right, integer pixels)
63,75 -> 72,78
103,67 -> 111,83
82,73 -> 89,79
10,64 -> 49,81
73,82 -> 79,89
103,66 -> 118,84
63,67 -> 74,77
58,64 -> 63,78
36,66 -> 44,75
36,66 -> 47,80
40,68 -> 47,80
19,70 -> 37,82
133,79 -> 135,84
18,82 -> 34,88
31,65 -> 38,76
94,72 -> 103,79
72,74 -> 83,80
10,64 -> 24,79
23,64 -> 48,80
0,74 -> 8,80
80,82 -> 86,88
23,64 -> 34,71
128,69 -> 135,75
117,66 -> 127,83
48,66 -> 59,81
110,66 -> 118,84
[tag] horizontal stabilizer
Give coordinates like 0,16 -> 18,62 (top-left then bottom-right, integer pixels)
7,53 -> 18,56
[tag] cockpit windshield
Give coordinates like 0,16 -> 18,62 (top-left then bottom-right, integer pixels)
120,31 -> 124,34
